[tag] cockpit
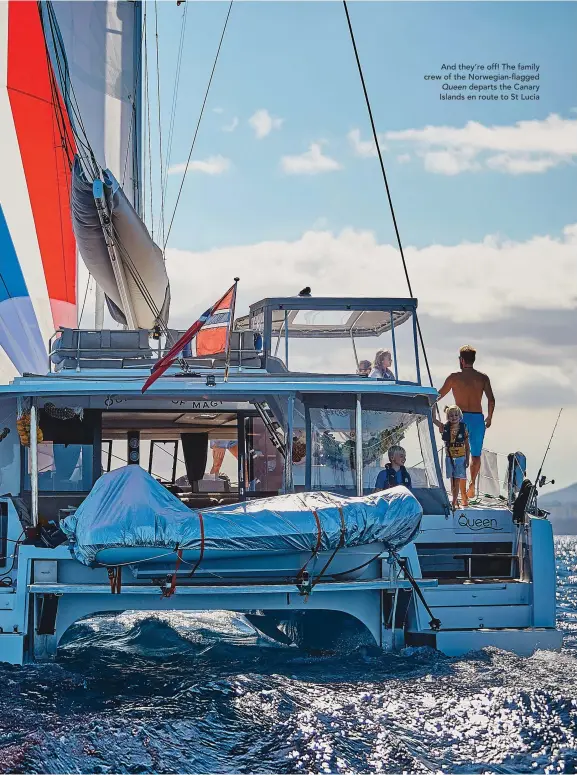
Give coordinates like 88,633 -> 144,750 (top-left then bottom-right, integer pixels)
10,296 -> 449,525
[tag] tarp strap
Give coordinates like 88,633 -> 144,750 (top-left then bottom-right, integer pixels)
296,508 -> 323,583
162,546 -> 183,598
107,566 -> 122,594
297,506 -> 347,598
310,506 -> 347,590
187,512 -> 205,578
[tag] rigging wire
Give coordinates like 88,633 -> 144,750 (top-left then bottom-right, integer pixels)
109,223 -> 165,325
342,0 -> 433,387
43,2 -> 101,180
77,275 -> 92,328
40,4 -> 87,168
141,20 -> 147,229
153,0 -> 166,249
162,1 -> 189,204
163,0 -> 234,251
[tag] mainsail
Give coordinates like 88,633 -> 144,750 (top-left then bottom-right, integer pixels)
45,0 -> 141,208
45,0 -> 170,331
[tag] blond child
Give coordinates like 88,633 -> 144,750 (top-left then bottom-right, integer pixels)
435,405 -> 470,508
374,445 -> 412,491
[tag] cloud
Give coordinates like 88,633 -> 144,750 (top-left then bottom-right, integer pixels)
222,117 -> 239,133
347,129 -> 386,158
168,155 -> 231,176
385,114 -> 577,175
397,154 -> 411,164
485,153 -> 560,174
417,310 -> 577,410
423,148 -> 479,175
212,107 -> 224,114
166,224 -> 577,329
280,143 -> 342,175
163,223 -> 577,491
248,109 -> 284,139
164,221 -> 577,428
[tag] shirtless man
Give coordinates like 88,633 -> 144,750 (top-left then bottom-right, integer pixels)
436,345 -> 495,499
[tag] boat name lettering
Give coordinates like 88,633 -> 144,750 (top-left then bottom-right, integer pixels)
171,400 -> 222,409
104,395 -> 127,408
457,514 -> 503,532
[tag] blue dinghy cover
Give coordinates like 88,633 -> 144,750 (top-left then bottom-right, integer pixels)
61,465 -> 423,567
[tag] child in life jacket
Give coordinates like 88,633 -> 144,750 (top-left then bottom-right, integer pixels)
435,405 -> 470,509
374,445 -> 412,491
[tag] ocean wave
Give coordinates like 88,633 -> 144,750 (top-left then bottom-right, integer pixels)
1,539 -> 576,774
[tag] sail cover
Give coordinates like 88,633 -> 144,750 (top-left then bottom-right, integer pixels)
61,465 -> 423,567
0,1 -> 77,375
72,160 -> 170,329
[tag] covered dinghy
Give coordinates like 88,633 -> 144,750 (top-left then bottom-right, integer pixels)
61,465 -> 422,568
71,158 -> 170,329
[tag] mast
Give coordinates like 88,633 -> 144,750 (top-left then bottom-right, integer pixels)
94,285 -> 104,330
133,0 -> 143,219
94,0 -> 144,330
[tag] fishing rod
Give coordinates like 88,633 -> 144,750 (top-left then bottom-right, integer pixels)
527,408 -> 563,513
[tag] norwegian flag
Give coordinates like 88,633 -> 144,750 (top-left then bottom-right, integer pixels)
141,282 -> 237,393
196,286 -> 235,356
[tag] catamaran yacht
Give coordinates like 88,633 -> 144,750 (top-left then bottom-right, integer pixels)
0,296 -> 562,664
0,1 -> 562,664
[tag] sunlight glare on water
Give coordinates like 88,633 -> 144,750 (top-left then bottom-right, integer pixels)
1,538 -> 576,774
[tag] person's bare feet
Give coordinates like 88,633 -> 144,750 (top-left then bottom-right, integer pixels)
467,482 -> 476,499
462,498 -> 469,507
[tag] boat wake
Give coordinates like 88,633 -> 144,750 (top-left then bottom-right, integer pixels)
1,538 -> 576,774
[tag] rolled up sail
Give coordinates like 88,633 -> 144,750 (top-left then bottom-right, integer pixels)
71,160 -> 170,329
44,2 -> 170,331
61,465 -> 423,567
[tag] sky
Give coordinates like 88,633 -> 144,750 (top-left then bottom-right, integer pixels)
150,1 -> 577,492
3,1 -> 577,493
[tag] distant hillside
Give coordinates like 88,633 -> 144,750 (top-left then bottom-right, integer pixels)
540,483 -> 577,535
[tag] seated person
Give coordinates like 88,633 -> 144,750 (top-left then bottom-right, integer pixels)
369,349 -> 395,380
374,445 -> 412,490
357,359 -> 372,377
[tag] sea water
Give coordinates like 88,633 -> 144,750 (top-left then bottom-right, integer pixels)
1,537 -> 576,774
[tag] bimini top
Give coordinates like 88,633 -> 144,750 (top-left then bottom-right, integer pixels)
236,297 -> 416,339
